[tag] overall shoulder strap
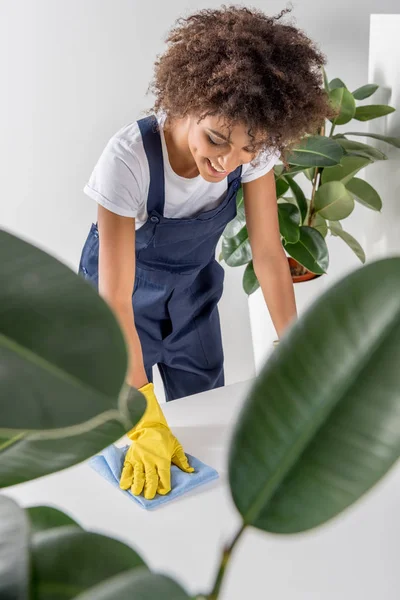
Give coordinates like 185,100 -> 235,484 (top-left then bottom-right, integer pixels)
137,115 -> 165,215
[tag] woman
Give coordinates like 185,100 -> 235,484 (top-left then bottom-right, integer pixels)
78,6 -> 332,499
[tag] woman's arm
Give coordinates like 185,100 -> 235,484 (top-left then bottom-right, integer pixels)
243,169 -> 297,338
97,204 -> 148,388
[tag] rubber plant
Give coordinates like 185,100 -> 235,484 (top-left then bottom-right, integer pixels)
1,229 -> 400,599
221,68 -> 400,293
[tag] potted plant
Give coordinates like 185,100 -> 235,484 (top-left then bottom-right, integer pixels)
1,231 -> 400,598
221,68 -> 400,292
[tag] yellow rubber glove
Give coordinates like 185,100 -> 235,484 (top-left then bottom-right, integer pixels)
119,383 -> 194,500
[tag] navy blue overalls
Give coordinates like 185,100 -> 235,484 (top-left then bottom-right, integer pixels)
78,115 -> 242,401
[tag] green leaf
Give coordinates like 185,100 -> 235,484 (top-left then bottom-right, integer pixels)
346,177 -> 382,212
275,177 -> 290,198
31,528 -> 147,600
322,67 -> 329,92
27,506 -> 82,535
278,204 -> 301,244
287,136 -> 344,168
342,132 -> 400,149
0,230 -> 143,432
243,261 -> 260,296
321,156 -> 371,185
314,181 -> 355,221
329,221 -> 366,263
354,105 -> 396,121
335,138 -> 387,161
229,257 -> 400,533
0,391 -> 146,487
283,226 -> 329,274
221,227 -> 251,267
329,87 -> 356,125
329,78 -> 347,90
0,496 -> 29,600
285,176 -> 308,223
304,167 -> 316,181
224,201 -> 246,238
74,567 -> 192,600
351,83 -> 379,100
312,213 -> 328,238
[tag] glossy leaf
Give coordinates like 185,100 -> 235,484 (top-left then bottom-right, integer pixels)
321,156 -> 371,185
312,213 -> 328,238
278,204 -> 301,244
27,506 -> 82,535
243,261 -> 260,296
275,177 -> 290,198
352,83 -> 379,100
329,221 -> 366,263
31,528 -> 146,600
0,391 -> 146,487
229,257 -> 400,533
287,136 -> 344,168
224,201 -> 246,238
283,226 -> 329,274
314,181 -> 355,221
329,78 -> 347,90
335,138 -> 387,161
0,496 -> 29,600
286,176 -> 308,223
346,177 -> 382,212
329,87 -> 356,125
354,105 -> 395,121
0,230 -> 141,432
74,567 -> 192,600
221,227 -> 251,267
343,132 -> 400,149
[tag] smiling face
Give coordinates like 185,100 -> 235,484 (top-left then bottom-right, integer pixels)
186,114 -> 260,181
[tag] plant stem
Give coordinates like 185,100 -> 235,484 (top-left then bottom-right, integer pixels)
207,524 -> 246,600
307,167 -> 320,226
329,122 -> 336,138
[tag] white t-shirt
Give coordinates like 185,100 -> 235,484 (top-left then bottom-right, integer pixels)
83,113 -> 280,230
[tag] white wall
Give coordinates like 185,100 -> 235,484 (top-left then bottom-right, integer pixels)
1,1 -> 399,395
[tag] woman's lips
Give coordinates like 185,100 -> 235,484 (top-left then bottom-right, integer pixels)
206,158 -> 227,177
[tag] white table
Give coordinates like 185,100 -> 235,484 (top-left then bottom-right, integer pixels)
3,380 -> 400,599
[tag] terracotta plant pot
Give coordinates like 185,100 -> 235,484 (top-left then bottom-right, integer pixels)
288,257 -> 321,284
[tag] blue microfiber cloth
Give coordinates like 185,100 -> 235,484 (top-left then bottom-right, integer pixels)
88,444 -> 219,510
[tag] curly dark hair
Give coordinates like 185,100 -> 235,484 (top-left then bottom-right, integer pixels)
147,4 -> 336,163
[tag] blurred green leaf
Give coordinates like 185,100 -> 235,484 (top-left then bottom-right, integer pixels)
329,221 -> 366,263
346,177 -> 382,212
0,496 -> 29,600
321,156 -> 371,185
221,227 -> 251,267
335,138 -> 387,161
0,230 -> 135,432
329,87 -> 356,125
229,258 -> 400,533
352,83 -> 379,100
314,181 -> 355,221
286,176 -> 308,223
224,201 -> 246,238
322,67 -> 329,92
304,167 -> 316,181
0,391 -> 146,487
31,528 -> 147,600
283,226 -> 329,274
243,261 -> 260,296
27,506 -> 82,535
354,105 -> 395,121
342,132 -> 400,149
74,567 -> 192,600
278,204 -> 301,244
287,136 -> 344,168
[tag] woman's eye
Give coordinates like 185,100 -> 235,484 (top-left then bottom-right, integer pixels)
208,135 -> 222,146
